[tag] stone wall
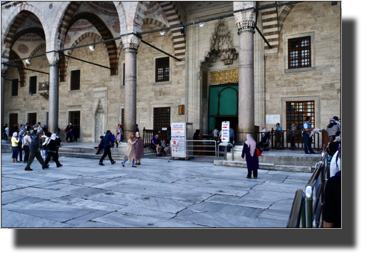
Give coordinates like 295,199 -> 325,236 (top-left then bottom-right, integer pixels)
264,1 -> 341,130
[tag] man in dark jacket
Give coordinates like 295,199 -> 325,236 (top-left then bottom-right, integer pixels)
99,130 -> 116,166
25,132 -> 49,171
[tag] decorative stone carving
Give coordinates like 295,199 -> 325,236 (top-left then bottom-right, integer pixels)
121,34 -> 140,53
46,52 -> 60,65
233,1 -> 256,34
205,19 -> 238,66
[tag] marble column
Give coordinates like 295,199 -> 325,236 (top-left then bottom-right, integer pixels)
1,64 -> 8,130
122,34 -> 140,138
234,2 -> 257,141
46,53 -> 60,133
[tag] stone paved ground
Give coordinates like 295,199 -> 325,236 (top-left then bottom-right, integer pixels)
1,154 -> 312,228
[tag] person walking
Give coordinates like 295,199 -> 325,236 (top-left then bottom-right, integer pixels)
116,124 -> 122,148
241,134 -> 261,179
303,116 -> 316,154
44,133 -> 63,168
25,132 -> 49,171
11,132 -> 20,163
133,132 -> 144,165
121,133 -> 138,168
54,132 -> 62,161
22,131 -> 31,163
99,130 -> 116,166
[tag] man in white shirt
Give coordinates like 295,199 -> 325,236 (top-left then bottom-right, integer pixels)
212,127 -> 219,142
4,124 -> 9,140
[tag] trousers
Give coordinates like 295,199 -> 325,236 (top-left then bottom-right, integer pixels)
45,152 -> 62,167
303,132 -> 314,153
23,146 -> 30,162
26,150 -> 46,169
100,146 -> 113,162
248,169 -> 258,178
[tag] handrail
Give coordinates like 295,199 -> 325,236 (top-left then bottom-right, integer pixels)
287,146 -> 329,228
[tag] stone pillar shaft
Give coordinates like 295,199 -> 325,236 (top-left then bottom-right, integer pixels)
48,64 -> 59,133
238,30 -> 255,141
1,72 -> 6,129
124,48 -> 137,138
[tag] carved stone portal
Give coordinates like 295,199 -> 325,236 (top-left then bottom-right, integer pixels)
205,19 -> 238,66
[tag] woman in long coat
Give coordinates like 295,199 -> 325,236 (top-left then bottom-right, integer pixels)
133,132 -> 144,165
116,124 -> 122,147
121,133 -> 138,168
241,134 -> 261,179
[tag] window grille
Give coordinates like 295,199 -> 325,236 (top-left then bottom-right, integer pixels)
286,101 -> 315,132
153,107 -> 170,131
27,113 -> 37,125
288,36 -> 311,69
155,57 -> 169,82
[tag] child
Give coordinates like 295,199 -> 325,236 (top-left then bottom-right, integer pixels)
95,136 -> 104,155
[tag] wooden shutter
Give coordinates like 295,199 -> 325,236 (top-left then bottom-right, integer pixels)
11,79 -> 18,96
71,70 -> 80,90
29,76 -> 37,94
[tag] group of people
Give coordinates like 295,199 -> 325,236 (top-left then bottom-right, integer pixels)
6,122 -> 63,171
97,129 -> 144,168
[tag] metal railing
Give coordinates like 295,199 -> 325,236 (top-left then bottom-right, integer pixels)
286,147 -> 329,228
257,129 -> 325,151
169,140 -> 217,160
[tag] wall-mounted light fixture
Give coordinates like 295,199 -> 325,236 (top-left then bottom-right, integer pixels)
89,38 -> 95,51
160,31 -> 166,36
178,104 -> 185,115
180,27 -> 185,34
25,59 -> 30,65
199,23 -> 205,27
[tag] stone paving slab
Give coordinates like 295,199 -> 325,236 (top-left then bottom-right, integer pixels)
1,154 -> 314,228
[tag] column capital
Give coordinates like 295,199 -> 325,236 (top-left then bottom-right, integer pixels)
1,63 -> 8,75
234,1 -> 256,34
46,52 -> 61,65
121,33 -> 140,53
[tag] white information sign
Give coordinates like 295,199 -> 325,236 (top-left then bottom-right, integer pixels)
171,123 -> 186,157
221,121 -> 230,143
266,115 -> 280,124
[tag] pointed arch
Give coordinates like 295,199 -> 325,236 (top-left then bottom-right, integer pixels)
2,4 -> 49,62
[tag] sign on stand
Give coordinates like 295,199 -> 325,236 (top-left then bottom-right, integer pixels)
171,123 -> 186,158
221,121 -> 230,143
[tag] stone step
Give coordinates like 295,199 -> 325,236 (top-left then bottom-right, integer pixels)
213,160 -> 315,173
58,151 -> 158,160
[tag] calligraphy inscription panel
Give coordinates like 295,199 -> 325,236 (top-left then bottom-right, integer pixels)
209,69 -> 239,84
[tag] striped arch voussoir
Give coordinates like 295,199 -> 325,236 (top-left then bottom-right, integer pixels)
260,1 -> 279,54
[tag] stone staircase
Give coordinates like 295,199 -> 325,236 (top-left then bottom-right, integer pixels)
214,144 -> 322,173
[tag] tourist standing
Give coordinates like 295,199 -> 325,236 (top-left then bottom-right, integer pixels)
25,132 -> 49,171
290,123 -> 296,148
65,123 -> 73,142
4,124 -> 9,141
134,132 -> 144,165
303,116 -> 316,154
212,127 -> 219,142
326,117 -> 340,142
116,124 -> 122,147
22,131 -> 31,163
44,134 -> 63,168
121,133 -> 138,168
99,130 -> 116,166
241,134 -> 261,179
18,130 -> 24,162
11,132 -> 19,163
275,123 -> 282,149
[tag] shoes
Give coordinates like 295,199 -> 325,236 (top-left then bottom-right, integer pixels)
305,152 -> 310,154
254,177 -> 258,179
121,163 -> 125,167
111,161 -> 116,165
57,164 -> 63,168
132,165 -> 137,168
246,176 -> 251,179
99,162 -> 104,166
42,165 -> 49,169
25,168 -> 33,171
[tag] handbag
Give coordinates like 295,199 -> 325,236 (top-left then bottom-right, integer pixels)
256,148 -> 261,156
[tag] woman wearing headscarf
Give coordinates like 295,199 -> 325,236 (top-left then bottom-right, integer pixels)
11,132 -> 19,162
44,133 -> 63,168
241,134 -> 261,179
121,133 -> 138,168
116,124 -> 122,148
133,131 -> 144,165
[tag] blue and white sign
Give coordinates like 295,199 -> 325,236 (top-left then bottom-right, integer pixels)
221,121 -> 230,143
171,123 -> 186,157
